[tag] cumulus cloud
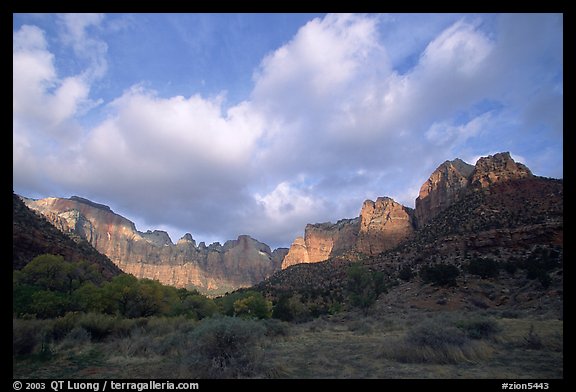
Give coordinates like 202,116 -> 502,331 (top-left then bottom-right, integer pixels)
13,13 -> 563,248
58,13 -> 108,79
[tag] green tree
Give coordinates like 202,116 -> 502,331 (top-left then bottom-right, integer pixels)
72,282 -> 105,312
347,264 -> 387,313
30,290 -> 70,318
233,292 -> 272,319
20,254 -> 71,292
173,291 -> 218,319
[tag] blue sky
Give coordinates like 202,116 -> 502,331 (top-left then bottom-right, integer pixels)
13,13 -> 563,249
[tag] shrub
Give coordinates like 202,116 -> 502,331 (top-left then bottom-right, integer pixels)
456,318 -> 500,340
13,319 -> 43,356
78,313 -> 118,341
466,258 -> 500,279
183,316 -> 266,378
58,327 -> 92,350
271,295 -> 293,321
523,325 -> 543,349
502,261 -> 518,275
50,312 -> 81,341
419,264 -> 460,287
398,265 -> 414,282
347,264 -> 387,313
271,294 -> 312,323
381,319 -> 492,364
262,318 -> 291,338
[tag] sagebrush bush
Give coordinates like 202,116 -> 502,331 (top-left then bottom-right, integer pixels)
13,318 -> 44,356
183,316 -> 266,378
57,326 -> 92,350
381,319 -> 492,364
77,313 -> 118,341
456,317 -> 500,340
50,312 -> 80,341
262,318 -> 291,338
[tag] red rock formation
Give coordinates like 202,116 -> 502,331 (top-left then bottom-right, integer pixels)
415,152 -> 532,228
470,152 -> 533,189
281,237 -> 310,268
356,197 -> 415,255
281,218 -> 359,269
415,158 -> 474,227
282,196 -> 416,268
23,196 -> 281,293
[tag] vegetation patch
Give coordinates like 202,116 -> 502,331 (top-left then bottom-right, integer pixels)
380,319 -> 493,364
182,316 -> 267,378
419,263 -> 460,287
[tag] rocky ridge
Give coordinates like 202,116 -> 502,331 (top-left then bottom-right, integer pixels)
18,151 -> 550,295
415,152 -> 533,227
257,173 -> 562,316
281,152 -> 537,269
21,196 -> 287,294
12,193 -> 122,278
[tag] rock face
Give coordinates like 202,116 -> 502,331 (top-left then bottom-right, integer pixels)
356,197 -> 415,255
415,152 -> 532,227
13,193 -> 121,278
22,196 -> 282,293
281,218 -> 360,269
470,152 -> 533,189
415,158 -> 474,227
282,152 -> 536,269
282,197 -> 416,269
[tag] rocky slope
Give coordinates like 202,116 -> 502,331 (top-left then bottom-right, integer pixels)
12,193 -> 121,278
21,196 -> 286,294
257,174 -> 563,316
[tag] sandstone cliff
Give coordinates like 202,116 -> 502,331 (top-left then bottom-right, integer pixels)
356,197 -> 415,255
415,152 -> 532,228
415,158 -> 474,227
13,193 -> 121,278
282,152 -> 537,269
470,151 -> 533,189
22,196 -> 282,293
282,196 -> 415,269
281,218 -> 360,269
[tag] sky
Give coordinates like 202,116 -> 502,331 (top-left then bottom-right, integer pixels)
13,13 -> 563,249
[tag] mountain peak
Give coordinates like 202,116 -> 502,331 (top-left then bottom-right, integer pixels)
415,158 -> 474,227
415,152 -> 533,228
470,152 -> 533,188
69,196 -> 112,212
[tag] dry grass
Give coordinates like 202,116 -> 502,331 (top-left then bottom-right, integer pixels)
262,309 -> 562,378
13,308 -> 563,379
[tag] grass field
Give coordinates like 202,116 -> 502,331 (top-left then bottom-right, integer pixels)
13,307 -> 562,379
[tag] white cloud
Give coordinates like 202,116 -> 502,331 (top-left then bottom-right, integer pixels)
419,20 -> 493,76
58,13 -> 108,79
13,14 -> 563,248
425,112 -> 491,147
12,24 -> 93,156
256,181 -> 324,223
